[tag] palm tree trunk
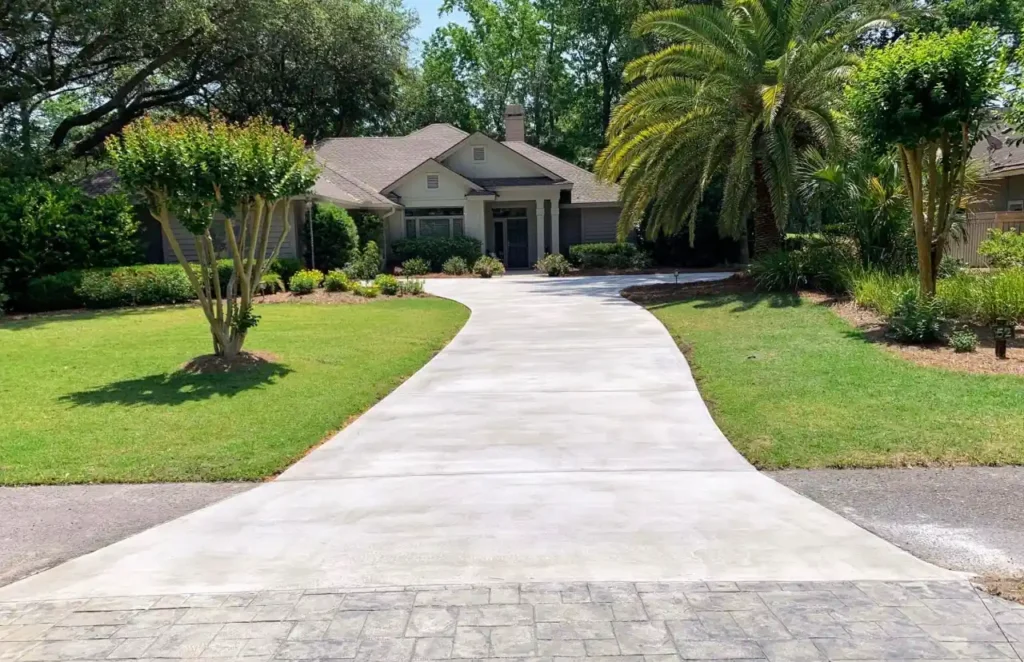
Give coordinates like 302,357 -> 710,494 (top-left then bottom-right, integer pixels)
753,160 -> 782,256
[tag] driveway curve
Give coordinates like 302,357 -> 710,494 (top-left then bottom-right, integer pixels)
0,274 -> 953,602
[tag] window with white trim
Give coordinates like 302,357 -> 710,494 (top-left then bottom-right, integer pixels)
426,174 -> 439,189
1009,200 -> 1024,212
404,208 -> 465,239
472,146 -> 486,162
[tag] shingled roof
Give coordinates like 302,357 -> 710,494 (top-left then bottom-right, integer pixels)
972,125 -> 1024,179
314,124 -> 620,206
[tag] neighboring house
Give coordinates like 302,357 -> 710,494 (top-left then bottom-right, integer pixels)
88,105 -> 622,267
957,128 -> 1024,265
309,104 -> 621,268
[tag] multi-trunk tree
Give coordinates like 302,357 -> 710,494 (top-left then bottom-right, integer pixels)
848,27 -> 1004,296
108,117 -> 319,359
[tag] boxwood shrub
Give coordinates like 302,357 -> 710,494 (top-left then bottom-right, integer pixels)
391,236 -> 482,272
568,242 -> 637,268
25,265 -> 195,311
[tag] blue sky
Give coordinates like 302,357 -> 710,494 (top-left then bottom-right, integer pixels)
407,0 -> 468,56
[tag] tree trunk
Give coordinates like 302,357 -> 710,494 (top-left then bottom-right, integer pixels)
752,160 -> 782,257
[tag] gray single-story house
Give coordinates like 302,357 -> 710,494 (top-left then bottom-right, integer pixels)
138,105 -> 623,268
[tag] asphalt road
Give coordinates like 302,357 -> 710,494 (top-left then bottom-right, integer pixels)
772,467 -> 1024,576
0,483 -> 252,587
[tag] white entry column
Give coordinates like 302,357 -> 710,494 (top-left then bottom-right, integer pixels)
535,199 -> 546,260
550,201 -> 560,256
464,199 -> 486,252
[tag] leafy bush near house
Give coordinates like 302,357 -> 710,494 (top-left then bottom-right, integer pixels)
374,274 -> 400,295
948,326 -> 978,353
568,242 -> 637,269
306,203 -> 360,271
0,279 -> 7,312
398,278 -> 425,295
442,256 -> 469,275
269,258 -> 303,286
0,178 -> 142,300
473,255 -> 505,278
853,270 -> 918,316
401,257 -> 430,275
749,251 -> 806,291
978,228 -> 1024,268
536,253 -> 571,276
976,267 -> 1024,325
324,270 -> 350,292
351,282 -> 380,298
391,236 -> 482,272
631,251 -> 655,270
25,265 -> 195,311
886,289 -> 943,344
289,269 -> 324,294
257,272 -> 285,295
344,241 -> 381,281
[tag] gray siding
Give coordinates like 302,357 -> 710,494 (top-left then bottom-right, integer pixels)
161,201 -> 301,263
581,206 -> 621,243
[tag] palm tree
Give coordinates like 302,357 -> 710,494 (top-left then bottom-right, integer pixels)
596,0 -> 898,256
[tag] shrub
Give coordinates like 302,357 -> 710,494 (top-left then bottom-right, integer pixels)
24,265 -> 196,311
0,279 -> 7,312
442,256 -> 469,275
948,326 -> 978,353
938,255 -> 968,278
306,203 -> 360,271
352,282 -> 380,298
401,257 -> 430,275
269,257 -> 303,285
749,251 -> 805,291
568,242 -> 637,269
0,178 -> 142,298
886,289 -> 944,344
398,278 -> 425,296
391,236 -> 482,272
257,272 -> 285,295
978,228 -> 1024,268
936,272 -> 983,322
631,251 -> 655,270
535,253 -> 571,276
473,255 -> 505,278
24,271 -> 85,311
324,269 -> 350,292
374,274 -> 400,295
801,240 -> 858,294
344,241 -> 381,281
289,269 -> 324,294
853,270 -> 917,316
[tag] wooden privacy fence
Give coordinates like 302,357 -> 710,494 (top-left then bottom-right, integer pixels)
947,212 -> 1024,266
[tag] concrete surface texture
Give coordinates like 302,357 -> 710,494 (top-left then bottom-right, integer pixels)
0,484 -> 253,588
2,580 -> 1022,662
773,467 -> 1024,576
0,274 -> 956,602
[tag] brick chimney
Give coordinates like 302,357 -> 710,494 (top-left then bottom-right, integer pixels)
503,104 -> 525,142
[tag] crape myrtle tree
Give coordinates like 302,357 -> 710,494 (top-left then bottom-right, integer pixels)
108,117 -> 319,358
847,27 -> 1004,296
595,0 -> 900,255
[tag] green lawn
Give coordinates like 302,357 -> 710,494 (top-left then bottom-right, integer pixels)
0,299 -> 468,484
645,292 -> 1024,468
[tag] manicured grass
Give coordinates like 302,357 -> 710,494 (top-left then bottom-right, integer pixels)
645,292 -> 1024,468
0,299 -> 468,484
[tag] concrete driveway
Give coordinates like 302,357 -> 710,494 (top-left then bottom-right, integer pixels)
0,274 -> 953,602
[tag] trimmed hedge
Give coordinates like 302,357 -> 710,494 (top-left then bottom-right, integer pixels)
391,236 -> 482,272
568,242 -> 637,268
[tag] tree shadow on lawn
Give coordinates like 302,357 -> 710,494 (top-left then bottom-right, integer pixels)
61,358 -> 293,408
622,278 -> 802,312
0,305 -> 193,332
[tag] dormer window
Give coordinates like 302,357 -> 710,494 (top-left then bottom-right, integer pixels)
426,174 -> 439,189
473,146 -> 486,162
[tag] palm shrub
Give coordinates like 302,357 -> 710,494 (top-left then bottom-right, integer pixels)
473,256 -> 505,278
536,253 -> 571,277
596,0 -> 895,255
257,272 -> 285,295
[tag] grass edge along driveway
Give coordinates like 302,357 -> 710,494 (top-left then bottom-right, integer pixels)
639,291 -> 1024,469
0,298 -> 469,485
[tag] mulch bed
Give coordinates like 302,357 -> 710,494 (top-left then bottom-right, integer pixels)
622,275 -> 1024,377
979,576 -> 1024,605
255,291 -> 427,305
815,293 -> 1024,377
180,351 -> 280,375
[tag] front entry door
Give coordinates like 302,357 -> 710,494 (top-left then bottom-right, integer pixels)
505,218 -> 529,268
